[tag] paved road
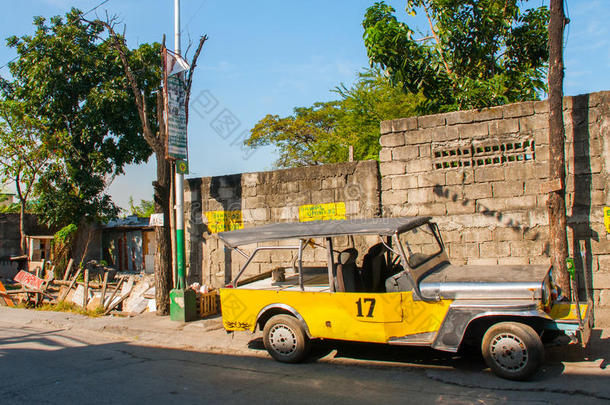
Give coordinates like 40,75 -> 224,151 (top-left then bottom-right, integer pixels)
0,320 -> 607,405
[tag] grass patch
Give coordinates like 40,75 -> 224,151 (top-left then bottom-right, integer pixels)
37,301 -> 105,317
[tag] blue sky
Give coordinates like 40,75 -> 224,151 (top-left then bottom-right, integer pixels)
1,0 -> 609,210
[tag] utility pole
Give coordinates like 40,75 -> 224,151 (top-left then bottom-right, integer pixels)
547,0 -> 570,295
169,0 -> 196,321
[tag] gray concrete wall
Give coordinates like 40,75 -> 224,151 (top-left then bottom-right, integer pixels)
185,160 -> 381,287
379,91 -> 610,306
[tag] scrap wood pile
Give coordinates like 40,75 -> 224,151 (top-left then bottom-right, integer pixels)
0,259 -> 157,315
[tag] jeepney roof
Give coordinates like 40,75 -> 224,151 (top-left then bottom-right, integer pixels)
217,216 -> 431,248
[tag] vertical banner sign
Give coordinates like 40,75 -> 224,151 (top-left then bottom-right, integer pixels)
163,48 -> 190,161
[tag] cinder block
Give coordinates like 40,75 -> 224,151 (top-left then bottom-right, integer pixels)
479,241 -> 511,257
505,195 -> 536,210
473,106 -> 503,122
380,120 -> 393,135
382,190 -> 407,205
463,229 -> 492,242
392,175 -> 418,190
533,100 -> 549,113
418,203 -> 447,216
406,158 -> 433,174
408,188 -> 432,204
598,255 -> 610,272
445,201 -> 476,214
381,177 -> 392,191
463,183 -> 491,200
392,117 -> 418,132
503,101 -> 534,118
476,197 -> 507,212
475,166 -> 505,182
419,144 -> 431,157
379,148 -> 392,162
492,181 -> 524,198
380,133 -> 405,147
458,122 -> 489,139
493,227 -> 523,241
418,113 -> 446,128
446,110 -> 474,125
488,118 -> 520,135
592,272 -> 610,289
417,172 -> 446,188
380,161 -> 406,176
520,114 -> 549,132
446,170 -> 473,185
393,145 -> 419,161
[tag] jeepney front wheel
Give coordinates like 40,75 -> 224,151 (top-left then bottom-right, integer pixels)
481,322 -> 543,381
263,314 -> 310,363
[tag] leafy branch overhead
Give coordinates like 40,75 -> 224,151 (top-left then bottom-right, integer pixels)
363,0 -> 550,113
1,8 -> 163,226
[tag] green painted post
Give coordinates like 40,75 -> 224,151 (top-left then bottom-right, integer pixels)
169,0 -> 196,322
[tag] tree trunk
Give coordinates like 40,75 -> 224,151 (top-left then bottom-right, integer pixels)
15,175 -> 27,255
154,152 -> 173,315
547,0 -> 570,295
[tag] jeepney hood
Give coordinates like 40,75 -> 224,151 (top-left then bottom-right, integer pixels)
418,264 -> 550,300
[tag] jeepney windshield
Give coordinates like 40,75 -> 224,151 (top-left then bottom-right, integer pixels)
398,223 -> 442,268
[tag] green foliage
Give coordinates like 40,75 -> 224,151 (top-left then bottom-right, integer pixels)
54,223 -> 78,245
246,70 -> 421,168
363,1 -> 549,113
128,197 -> 155,217
1,9 -> 162,226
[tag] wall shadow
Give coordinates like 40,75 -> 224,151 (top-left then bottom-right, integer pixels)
209,174 -> 242,285
568,94 -> 599,304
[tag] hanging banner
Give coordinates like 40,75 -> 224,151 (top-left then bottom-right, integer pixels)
163,48 -> 189,161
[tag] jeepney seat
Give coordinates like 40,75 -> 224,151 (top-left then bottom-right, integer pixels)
361,243 -> 387,292
336,248 -> 360,292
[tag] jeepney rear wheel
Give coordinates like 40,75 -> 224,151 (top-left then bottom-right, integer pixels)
481,322 -> 543,381
263,314 -> 310,363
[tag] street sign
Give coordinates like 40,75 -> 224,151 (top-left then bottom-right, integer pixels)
166,75 -> 188,160
14,270 -> 44,290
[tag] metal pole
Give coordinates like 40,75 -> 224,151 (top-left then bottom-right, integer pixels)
174,0 -> 186,290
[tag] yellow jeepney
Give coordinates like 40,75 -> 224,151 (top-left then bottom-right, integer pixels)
218,217 -> 592,380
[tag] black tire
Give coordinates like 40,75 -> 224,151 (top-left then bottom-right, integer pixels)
481,321 -> 544,381
263,314 -> 310,363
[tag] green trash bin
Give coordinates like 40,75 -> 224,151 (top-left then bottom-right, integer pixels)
170,288 -> 197,322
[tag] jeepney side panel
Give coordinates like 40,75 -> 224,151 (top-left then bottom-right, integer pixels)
220,288 -> 452,343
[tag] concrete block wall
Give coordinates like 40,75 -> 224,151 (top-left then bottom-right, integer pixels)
184,160 -> 381,287
379,91 -> 610,306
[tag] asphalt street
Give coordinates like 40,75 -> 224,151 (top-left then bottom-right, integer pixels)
1,316 -> 609,405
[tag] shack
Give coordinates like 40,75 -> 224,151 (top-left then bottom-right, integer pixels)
102,216 -> 155,273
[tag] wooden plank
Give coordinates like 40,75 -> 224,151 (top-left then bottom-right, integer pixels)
58,268 -> 82,302
104,276 -> 134,314
100,271 -> 109,308
62,259 -> 74,281
83,267 -> 90,309
104,277 -> 125,311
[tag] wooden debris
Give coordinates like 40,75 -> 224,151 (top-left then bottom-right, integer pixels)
0,280 -> 15,307
62,259 -> 74,281
58,268 -> 82,303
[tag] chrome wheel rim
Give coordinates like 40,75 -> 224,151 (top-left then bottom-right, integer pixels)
269,324 -> 297,355
490,333 -> 528,372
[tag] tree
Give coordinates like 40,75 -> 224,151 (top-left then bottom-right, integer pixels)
1,9 -> 161,227
128,197 -> 155,217
0,100 -> 55,253
94,17 -> 207,315
546,0 -> 569,294
363,1 -> 550,113
246,70 -> 422,168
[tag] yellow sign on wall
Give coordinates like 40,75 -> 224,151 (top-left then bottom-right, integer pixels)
299,202 -> 346,222
604,207 -> 610,233
205,211 -> 243,233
